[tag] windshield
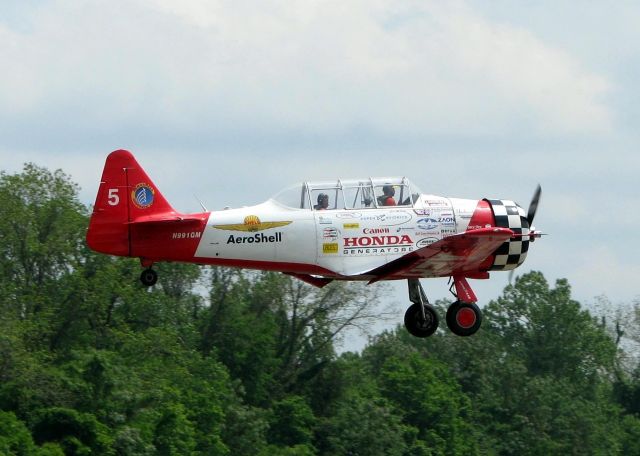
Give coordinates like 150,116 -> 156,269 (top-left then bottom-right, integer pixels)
271,178 -> 422,210
270,183 -> 309,209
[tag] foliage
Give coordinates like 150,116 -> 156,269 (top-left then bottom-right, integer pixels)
2,163 -> 640,455
0,410 -> 37,455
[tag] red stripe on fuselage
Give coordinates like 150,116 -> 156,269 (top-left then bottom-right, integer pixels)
467,200 -> 494,230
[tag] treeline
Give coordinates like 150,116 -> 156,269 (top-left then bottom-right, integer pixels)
1,164 -> 640,455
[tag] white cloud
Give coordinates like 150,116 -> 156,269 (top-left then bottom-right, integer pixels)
0,0 -> 613,147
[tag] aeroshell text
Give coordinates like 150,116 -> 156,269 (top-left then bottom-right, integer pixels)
227,232 -> 283,244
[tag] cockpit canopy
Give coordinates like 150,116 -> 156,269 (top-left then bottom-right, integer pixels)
271,177 -> 422,210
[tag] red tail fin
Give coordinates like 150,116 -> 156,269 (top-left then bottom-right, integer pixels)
87,150 -> 177,256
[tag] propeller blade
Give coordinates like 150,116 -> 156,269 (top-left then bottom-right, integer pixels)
527,184 -> 542,226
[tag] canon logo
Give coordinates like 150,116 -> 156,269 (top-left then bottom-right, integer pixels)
363,227 -> 390,234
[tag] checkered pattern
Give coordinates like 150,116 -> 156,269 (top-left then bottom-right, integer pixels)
486,199 -> 530,271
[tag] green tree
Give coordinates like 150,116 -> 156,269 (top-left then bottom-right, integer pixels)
378,352 -> 477,455
485,272 -> 617,387
0,410 -> 37,456
152,403 -> 197,456
6,161 -> 640,456
31,407 -> 113,455
268,396 -> 316,449
321,391 -> 407,456
200,269 -> 385,405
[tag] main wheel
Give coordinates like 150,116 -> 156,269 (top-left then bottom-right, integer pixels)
140,268 -> 158,287
446,301 -> 482,336
404,303 -> 439,338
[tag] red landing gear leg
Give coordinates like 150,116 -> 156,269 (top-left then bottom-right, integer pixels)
445,276 -> 482,337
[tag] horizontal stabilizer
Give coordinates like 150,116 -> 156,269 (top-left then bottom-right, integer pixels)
128,214 -> 208,225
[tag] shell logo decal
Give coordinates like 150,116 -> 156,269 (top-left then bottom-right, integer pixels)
131,183 -> 154,209
213,215 -> 292,232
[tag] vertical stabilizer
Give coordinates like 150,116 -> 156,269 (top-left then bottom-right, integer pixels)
86,149 -> 176,256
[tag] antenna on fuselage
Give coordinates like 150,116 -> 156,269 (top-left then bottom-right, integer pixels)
193,194 -> 208,212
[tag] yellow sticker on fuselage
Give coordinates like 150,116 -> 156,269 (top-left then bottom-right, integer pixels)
323,243 -> 339,254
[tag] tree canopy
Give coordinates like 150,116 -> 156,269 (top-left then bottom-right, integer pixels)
1,163 -> 640,455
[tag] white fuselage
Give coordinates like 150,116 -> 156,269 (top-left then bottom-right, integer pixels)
194,195 -> 479,277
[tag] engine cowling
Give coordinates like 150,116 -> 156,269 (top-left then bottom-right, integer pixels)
485,199 -> 530,271
466,198 -> 530,271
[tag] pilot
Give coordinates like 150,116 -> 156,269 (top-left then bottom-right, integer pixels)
379,185 -> 396,206
314,193 -> 329,210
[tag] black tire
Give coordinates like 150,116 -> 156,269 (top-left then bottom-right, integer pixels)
446,301 -> 482,336
140,268 -> 158,287
404,303 -> 439,338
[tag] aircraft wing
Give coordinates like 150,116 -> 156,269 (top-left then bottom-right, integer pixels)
367,227 -> 513,283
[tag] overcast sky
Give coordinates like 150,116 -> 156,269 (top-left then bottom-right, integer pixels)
2,1 -> 639,343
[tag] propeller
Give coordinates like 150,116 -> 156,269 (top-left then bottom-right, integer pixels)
527,184 -> 542,226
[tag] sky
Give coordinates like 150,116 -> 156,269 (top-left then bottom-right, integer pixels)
1,0 -> 639,347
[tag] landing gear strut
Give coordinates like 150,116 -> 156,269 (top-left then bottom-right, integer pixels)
140,268 -> 158,287
403,276 -> 483,338
404,279 -> 439,338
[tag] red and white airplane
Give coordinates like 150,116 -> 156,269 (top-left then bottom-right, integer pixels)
87,150 -> 542,338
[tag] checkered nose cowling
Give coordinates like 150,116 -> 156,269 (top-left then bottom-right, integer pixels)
486,199 -> 530,271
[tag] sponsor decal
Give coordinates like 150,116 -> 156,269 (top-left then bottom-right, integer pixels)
415,230 -> 440,236
417,216 -> 455,230
227,232 -> 283,244
131,183 -> 155,209
467,224 -> 493,230
323,227 -> 339,241
343,234 -> 413,248
425,199 -> 449,207
336,212 -> 362,219
318,216 -> 333,225
455,208 -> 474,219
213,215 -> 292,232
416,237 -> 439,248
172,231 -> 202,240
414,209 -> 431,216
323,243 -> 339,254
363,227 -> 390,234
441,228 -> 457,238
343,246 -> 414,256
343,223 -> 360,229
359,211 -> 412,226
417,218 -> 439,230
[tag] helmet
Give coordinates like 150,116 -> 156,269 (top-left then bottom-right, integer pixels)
317,193 -> 328,203
383,185 -> 395,196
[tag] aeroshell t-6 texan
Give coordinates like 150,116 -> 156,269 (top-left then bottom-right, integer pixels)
87,150 -> 543,338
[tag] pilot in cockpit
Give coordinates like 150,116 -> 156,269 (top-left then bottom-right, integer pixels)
379,185 -> 396,206
314,193 -> 329,210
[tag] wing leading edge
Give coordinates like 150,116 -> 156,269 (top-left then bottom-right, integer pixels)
367,227 -> 514,283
